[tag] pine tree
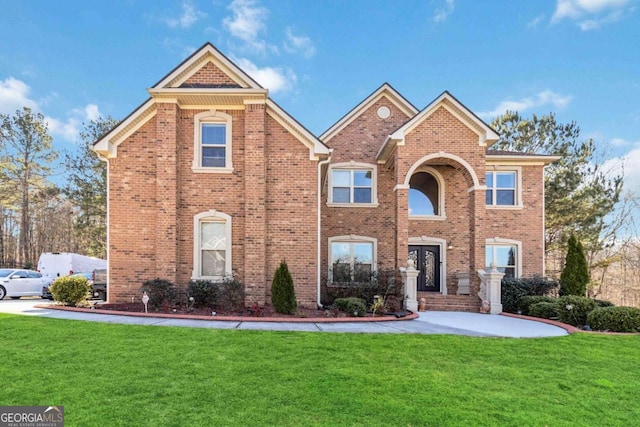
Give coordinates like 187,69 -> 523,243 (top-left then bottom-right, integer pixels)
271,260 -> 297,314
560,234 -> 590,296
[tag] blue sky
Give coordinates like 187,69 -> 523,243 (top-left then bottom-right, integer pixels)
1,0 -> 639,194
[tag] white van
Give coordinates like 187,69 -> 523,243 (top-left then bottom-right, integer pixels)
37,252 -> 107,279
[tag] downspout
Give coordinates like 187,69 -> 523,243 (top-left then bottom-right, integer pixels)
317,153 -> 332,308
96,151 -> 110,303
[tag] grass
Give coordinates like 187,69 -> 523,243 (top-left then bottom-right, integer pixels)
1,314 -> 639,426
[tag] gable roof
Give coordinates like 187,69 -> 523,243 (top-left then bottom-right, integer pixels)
94,42 -> 329,160
377,91 -> 500,162
319,83 -> 419,143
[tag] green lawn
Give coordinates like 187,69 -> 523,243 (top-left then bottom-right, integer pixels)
1,314 -> 638,426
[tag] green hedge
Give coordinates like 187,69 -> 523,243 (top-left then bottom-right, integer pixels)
587,306 -> 640,332
555,295 -> 597,327
501,276 -> 559,313
528,301 -> 559,320
333,298 -> 366,317
49,275 -> 91,306
517,295 -> 555,316
140,278 -> 178,309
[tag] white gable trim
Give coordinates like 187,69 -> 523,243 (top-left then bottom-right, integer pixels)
320,83 -> 418,143
377,92 -> 499,163
266,99 -> 331,160
154,43 -> 262,90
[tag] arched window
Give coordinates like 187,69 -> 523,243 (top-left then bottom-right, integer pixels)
409,168 -> 444,218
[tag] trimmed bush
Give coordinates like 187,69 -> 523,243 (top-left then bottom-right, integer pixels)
333,297 -> 366,317
594,299 -> 615,308
529,302 -> 559,320
322,269 -> 402,307
555,295 -> 597,327
560,234 -> 589,296
215,276 -> 245,313
587,306 -> 640,332
501,276 -> 559,314
140,278 -> 178,310
49,275 -> 91,306
517,295 -> 555,316
188,280 -> 217,308
271,260 -> 297,314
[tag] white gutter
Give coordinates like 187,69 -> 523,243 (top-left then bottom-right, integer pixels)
317,154 -> 332,308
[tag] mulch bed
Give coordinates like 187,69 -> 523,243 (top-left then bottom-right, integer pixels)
93,302 -> 412,322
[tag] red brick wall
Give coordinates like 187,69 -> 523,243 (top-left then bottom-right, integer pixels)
108,103 -> 321,307
108,119 -> 157,303
182,62 -> 239,87
321,97 -> 413,274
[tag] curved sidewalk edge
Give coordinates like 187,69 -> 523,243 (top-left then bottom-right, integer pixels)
500,312 -> 579,334
35,304 -> 419,323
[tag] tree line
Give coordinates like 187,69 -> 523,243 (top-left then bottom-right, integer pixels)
0,107 -> 117,268
0,105 -> 638,304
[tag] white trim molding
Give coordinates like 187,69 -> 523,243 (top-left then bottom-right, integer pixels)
408,166 -> 446,220
327,162 -> 379,207
192,210 -> 233,280
485,237 -> 522,278
192,110 -> 234,174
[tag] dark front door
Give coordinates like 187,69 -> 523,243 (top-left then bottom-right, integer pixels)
408,245 -> 441,292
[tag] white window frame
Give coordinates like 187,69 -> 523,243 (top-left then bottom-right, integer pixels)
328,235 -> 377,282
485,167 -> 522,209
192,110 -> 234,174
485,237 -> 522,278
408,166 -> 446,220
192,210 -> 232,280
327,162 -> 379,207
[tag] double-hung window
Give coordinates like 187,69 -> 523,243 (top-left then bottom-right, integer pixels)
201,123 -> 226,167
486,171 -> 516,206
193,211 -> 232,280
193,111 -> 233,173
329,164 -> 377,206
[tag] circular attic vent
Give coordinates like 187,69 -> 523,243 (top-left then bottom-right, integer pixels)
377,106 -> 391,119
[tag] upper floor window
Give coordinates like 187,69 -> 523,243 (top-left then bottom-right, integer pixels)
193,111 -> 233,173
409,168 -> 445,219
328,163 -> 378,206
486,171 -> 516,206
329,236 -> 377,283
193,210 -> 232,280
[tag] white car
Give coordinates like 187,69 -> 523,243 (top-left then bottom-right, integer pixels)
0,269 -> 52,300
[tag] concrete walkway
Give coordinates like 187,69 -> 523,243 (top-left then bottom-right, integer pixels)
0,299 -> 569,338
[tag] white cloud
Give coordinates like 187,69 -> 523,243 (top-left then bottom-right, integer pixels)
527,14 -> 545,29
551,0 -> 633,30
0,77 -> 38,114
0,76 -> 102,142
284,27 -> 316,58
164,0 -> 207,29
223,0 -> 271,53
603,142 -> 640,195
610,137 -> 635,147
433,0 -> 455,23
478,90 -> 572,119
233,57 -> 296,94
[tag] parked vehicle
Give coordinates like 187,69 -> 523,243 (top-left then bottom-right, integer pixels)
91,269 -> 107,301
37,252 -> 106,279
0,269 -> 52,300
42,271 -> 107,301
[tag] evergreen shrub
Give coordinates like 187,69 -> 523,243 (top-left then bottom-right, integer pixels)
50,275 -> 91,306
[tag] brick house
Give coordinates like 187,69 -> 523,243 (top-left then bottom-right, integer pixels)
94,43 -> 557,311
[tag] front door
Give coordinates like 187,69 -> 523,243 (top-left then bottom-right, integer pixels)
408,245 -> 441,292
